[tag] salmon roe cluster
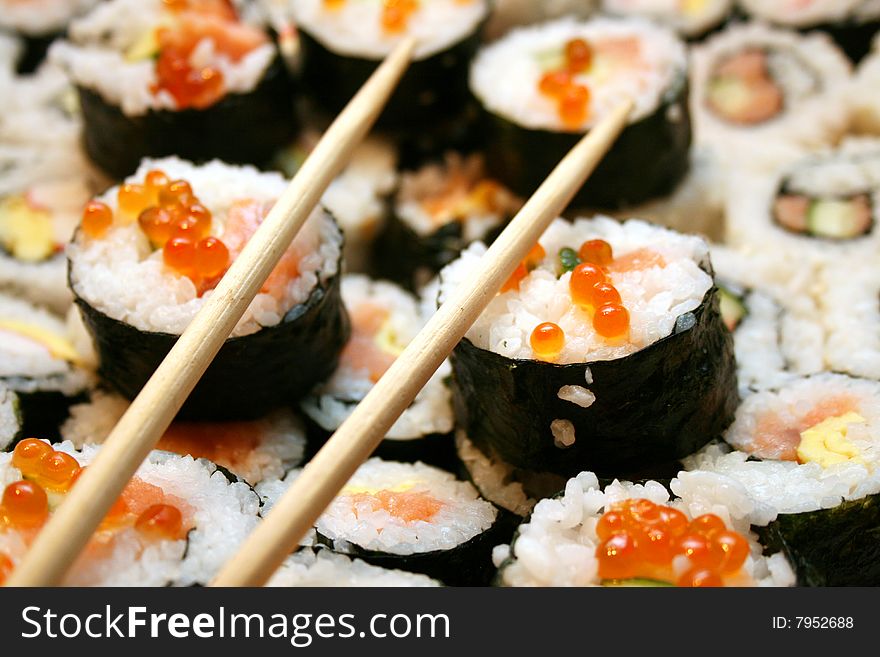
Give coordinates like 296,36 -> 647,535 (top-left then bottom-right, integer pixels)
538,38 -> 594,129
381,0 -> 420,33
596,499 -> 750,587
567,238 -> 630,340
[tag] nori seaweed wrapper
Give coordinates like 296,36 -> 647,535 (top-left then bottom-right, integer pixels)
451,279 -> 738,478
69,232 -> 349,421
754,493 -> 880,586
818,20 -> 879,63
16,32 -> 57,74
480,73 -> 691,210
78,55 -> 296,179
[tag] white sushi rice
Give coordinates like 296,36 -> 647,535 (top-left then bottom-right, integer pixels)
0,441 -> 261,586
316,458 -> 497,556
68,157 -> 342,338
471,16 -> 687,131
0,0 -> 100,36
301,275 -> 453,440
267,549 -> 442,587
0,382 -> 21,451
739,0 -> 880,27
292,0 -> 489,60
849,34 -> 880,133
60,389 -> 306,485
497,471 -> 795,586
485,0 -> 596,41
601,0 -> 732,38
438,217 -> 713,363
49,0 -> 276,116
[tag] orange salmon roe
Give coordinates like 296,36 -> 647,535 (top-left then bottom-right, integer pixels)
589,282 -> 622,309
163,237 -> 197,274
12,438 -> 53,477
154,49 -> 226,110
2,480 -> 49,529
323,0 -> 346,8
159,180 -> 194,207
117,183 -> 151,219
566,38 -> 593,73
559,84 -> 590,129
569,262 -> 606,308
593,303 -> 629,339
502,244 -> 545,292
138,207 -> 174,246
194,237 -> 230,278
135,504 -> 184,540
678,568 -> 723,588
0,552 -> 13,585
34,451 -> 80,492
530,322 -> 565,361
578,239 -> 613,267
145,169 -> 171,202
381,0 -> 419,33
82,200 -> 113,238
538,70 -> 573,98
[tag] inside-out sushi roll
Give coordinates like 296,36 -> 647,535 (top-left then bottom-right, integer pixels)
0,293 -> 94,439
0,0 -> 99,72
68,156 -> 348,420
601,0 -> 732,40
291,0 -> 489,131
440,217 -> 738,477
267,458 -> 501,586
685,373 -> 880,585
739,0 -> 880,62
691,22 -> 851,168
470,17 -> 691,209
495,471 -> 795,586
374,152 -> 522,288
60,389 -> 306,485
0,439 -> 260,586
0,383 -> 22,451
50,0 -> 293,178
267,548 -> 442,587
301,274 -> 454,467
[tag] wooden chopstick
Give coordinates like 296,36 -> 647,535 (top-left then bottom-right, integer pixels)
6,37 -> 417,587
211,99 -> 634,587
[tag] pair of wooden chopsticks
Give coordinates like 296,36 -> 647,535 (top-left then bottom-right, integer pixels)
7,37 -> 632,587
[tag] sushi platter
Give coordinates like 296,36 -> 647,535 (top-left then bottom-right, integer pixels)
1,0 -> 879,588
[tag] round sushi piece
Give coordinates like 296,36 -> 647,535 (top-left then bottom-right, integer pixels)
0,383 -> 22,451
710,245 -> 824,394
601,0 -> 732,40
49,0 -> 294,178
439,217 -> 738,477
68,157 -> 348,420
267,548 -> 442,587
0,292 -> 94,439
301,275 -> 455,467
60,389 -> 306,485
374,152 -> 522,289
0,0 -> 100,72
495,471 -> 795,587
691,22 -> 852,170
685,373 -> 880,585
739,0 -> 880,62
0,439 -> 260,586
725,137 -> 880,267
264,458 -> 501,586
291,0 -> 489,131
470,17 -> 691,210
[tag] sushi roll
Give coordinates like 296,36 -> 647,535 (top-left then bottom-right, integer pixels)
739,0 -> 880,62
0,383 -> 22,451
0,0 -> 100,73
291,0 -> 489,131
302,458 -> 502,586
68,157 -> 348,420
374,152 -> 522,289
470,17 -> 691,210
439,217 -> 738,477
495,471 -> 795,586
725,137 -> 880,267
691,22 -> 852,169
0,439 -> 260,586
50,0 -> 294,178
60,389 -> 307,485
601,0 -> 733,40
0,293 -> 94,439
300,275 -> 455,467
267,548 -> 442,587
685,373 -> 880,585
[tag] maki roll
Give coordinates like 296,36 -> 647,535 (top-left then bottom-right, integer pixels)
685,373 -> 880,586
0,383 -> 22,451
0,0 -> 100,72
470,17 -> 691,210
267,548 -> 441,587
68,157 -> 348,420
60,389 -> 307,485
495,472 -> 795,586
440,217 -> 738,477
374,153 -> 522,289
50,0 -> 294,178
691,22 -> 851,168
0,293 -> 94,439
291,0 -> 489,132
0,439 -> 260,586
739,0 -> 880,62
306,458 -> 501,586
301,275 -> 455,467
601,0 -> 733,40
